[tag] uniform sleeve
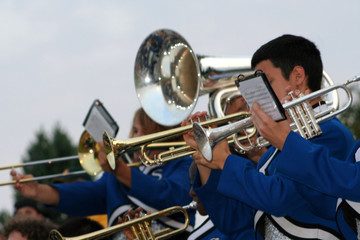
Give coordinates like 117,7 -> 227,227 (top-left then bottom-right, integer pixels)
276,132 -> 360,201
49,173 -> 108,216
217,118 -> 355,218
217,153 -> 305,217
193,169 -> 255,236
128,157 -> 193,210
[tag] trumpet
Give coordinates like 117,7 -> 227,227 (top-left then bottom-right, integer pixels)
193,74 -> 360,161
48,203 -> 196,240
103,111 -> 253,170
139,131 -> 257,166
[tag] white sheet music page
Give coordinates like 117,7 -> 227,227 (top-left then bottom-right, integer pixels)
84,107 -> 117,142
238,75 -> 284,121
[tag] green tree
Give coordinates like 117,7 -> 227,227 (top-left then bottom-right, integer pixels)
0,209 -> 11,231
339,88 -> 360,141
13,123 -> 89,225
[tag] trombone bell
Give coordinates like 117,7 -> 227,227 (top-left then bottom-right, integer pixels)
78,131 -> 102,176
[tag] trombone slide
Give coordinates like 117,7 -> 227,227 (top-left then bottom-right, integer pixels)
0,155 -> 78,171
0,170 -> 88,187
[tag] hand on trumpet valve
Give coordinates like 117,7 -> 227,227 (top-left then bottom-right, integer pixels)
250,102 -> 291,151
117,207 -> 150,240
10,170 -> 39,198
182,111 -> 231,170
181,111 -> 209,150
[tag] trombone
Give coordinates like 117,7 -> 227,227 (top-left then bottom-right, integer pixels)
103,111 -> 254,170
0,131 -> 101,186
0,133 -> 195,186
1,131 -> 136,186
48,203 -> 196,240
193,74 -> 360,161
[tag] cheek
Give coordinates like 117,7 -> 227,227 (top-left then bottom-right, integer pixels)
272,82 -> 287,100
137,130 -> 145,137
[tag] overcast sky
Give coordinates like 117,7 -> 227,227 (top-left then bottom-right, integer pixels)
0,0 -> 359,213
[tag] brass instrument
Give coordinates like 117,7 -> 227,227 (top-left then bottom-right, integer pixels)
48,203 -> 195,240
134,29 -> 339,126
99,29 -> 340,169
193,74 -> 360,161
103,111 -> 253,170
134,29 -> 253,126
0,131 -> 100,186
1,131 -> 103,186
140,132 -> 256,166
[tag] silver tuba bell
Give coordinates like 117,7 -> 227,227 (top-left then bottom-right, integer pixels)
134,29 -> 338,126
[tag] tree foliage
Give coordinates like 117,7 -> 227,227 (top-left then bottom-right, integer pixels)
12,123 -> 89,225
339,88 -> 360,141
0,210 -> 11,231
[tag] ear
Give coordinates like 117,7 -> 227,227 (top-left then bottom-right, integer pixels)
291,66 -> 307,89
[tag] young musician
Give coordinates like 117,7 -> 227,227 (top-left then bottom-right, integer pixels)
186,35 -> 355,239
12,108 -> 195,239
250,92 -> 360,239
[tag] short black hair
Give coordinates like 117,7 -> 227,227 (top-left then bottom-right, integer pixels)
14,198 -> 43,215
251,34 -> 323,92
57,217 -> 106,238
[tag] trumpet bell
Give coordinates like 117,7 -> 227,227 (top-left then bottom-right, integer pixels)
135,29 -> 200,126
78,131 -> 102,176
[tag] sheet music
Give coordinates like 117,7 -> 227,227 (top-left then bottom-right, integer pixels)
84,106 -> 117,142
239,75 -> 284,121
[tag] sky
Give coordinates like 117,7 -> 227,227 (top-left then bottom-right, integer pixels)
0,0 -> 359,214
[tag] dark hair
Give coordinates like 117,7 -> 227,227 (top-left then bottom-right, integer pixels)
4,219 -> 57,240
251,34 -> 323,92
130,108 -> 182,141
57,217 -> 106,238
189,161 -> 196,185
14,198 -> 43,215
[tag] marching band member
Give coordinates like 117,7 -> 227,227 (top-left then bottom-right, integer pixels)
12,108 -> 195,239
251,91 -> 360,239
186,34 -> 355,239
118,96 -> 252,240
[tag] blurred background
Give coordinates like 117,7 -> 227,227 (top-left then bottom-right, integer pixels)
0,0 -> 359,216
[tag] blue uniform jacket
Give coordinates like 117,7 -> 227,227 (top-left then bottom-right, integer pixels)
193,117 -> 354,239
